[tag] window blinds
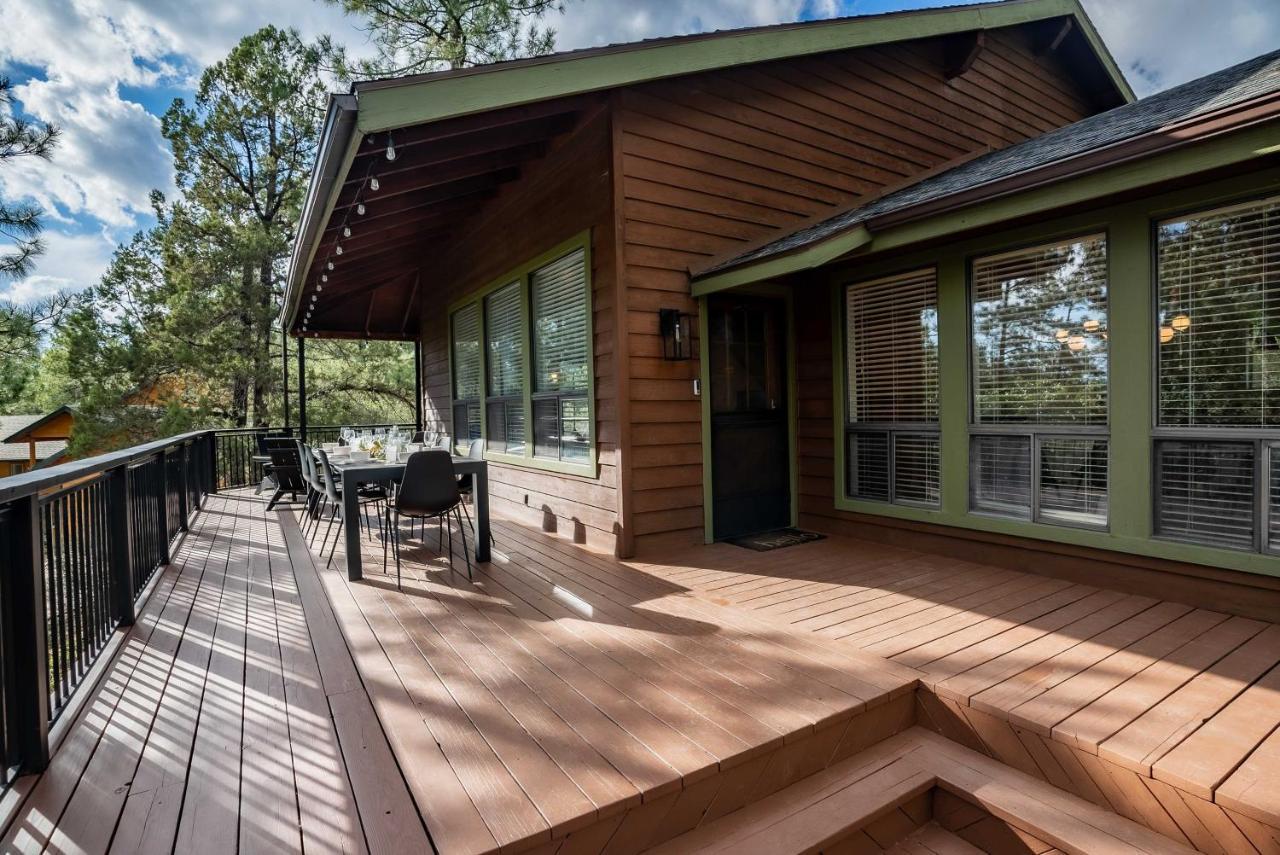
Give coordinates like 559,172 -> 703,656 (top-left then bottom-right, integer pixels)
894,434 -> 941,506
846,269 -> 938,424
1039,438 -> 1108,527
451,304 -> 482,451
971,235 -> 1109,424
485,282 -> 525,454
451,304 -> 481,401
532,248 -> 589,393
970,435 -> 1032,518
1155,440 -> 1256,550
1270,448 -> 1279,553
844,269 -> 940,507
847,432 -> 890,502
485,282 -> 524,398
1157,195 -> 1280,428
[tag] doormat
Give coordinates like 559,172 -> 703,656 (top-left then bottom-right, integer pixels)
727,528 -> 825,551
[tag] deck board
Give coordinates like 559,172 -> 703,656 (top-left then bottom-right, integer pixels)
6,489 -> 1277,853
636,533 -> 1280,852
0,492 -> 430,855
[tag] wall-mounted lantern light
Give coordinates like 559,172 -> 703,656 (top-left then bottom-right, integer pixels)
659,308 -> 693,361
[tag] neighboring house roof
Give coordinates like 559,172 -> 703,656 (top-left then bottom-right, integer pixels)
693,47 -> 1280,286
283,0 -> 1131,332
0,414 -> 69,464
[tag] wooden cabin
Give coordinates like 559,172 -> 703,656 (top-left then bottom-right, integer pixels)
0,407 -> 73,476
283,0 -> 1279,609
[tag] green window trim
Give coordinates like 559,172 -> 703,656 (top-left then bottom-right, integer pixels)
446,231 -> 598,478
829,168 -> 1280,579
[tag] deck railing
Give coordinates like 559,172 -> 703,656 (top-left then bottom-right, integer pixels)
0,423 -> 417,786
0,430 -> 215,785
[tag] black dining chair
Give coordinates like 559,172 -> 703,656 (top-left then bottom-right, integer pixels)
315,449 -> 387,569
384,450 -> 471,588
296,440 -> 325,538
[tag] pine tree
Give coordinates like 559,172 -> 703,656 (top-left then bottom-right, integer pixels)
322,0 -> 563,78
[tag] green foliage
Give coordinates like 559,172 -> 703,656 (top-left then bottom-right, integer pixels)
322,0 -> 563,77
0,77 -> 59,279
14,26 -> 416,455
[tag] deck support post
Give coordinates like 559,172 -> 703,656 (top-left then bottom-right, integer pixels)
298,335 -> 308,443
282,326 -> 291,430
107,464 -> 138,627
177,444 -> 190,533
207,430 -> 219,495
157,451 -> 171,565
414,339 -> 424,433
6,494 -> 51,772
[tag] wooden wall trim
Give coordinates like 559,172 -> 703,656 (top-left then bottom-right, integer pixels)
609,94 -> 636,558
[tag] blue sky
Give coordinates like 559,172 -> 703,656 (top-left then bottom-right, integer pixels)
2,0 -> 1278,305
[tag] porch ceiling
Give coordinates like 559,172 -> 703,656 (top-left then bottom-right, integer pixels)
294,96 -> 598,341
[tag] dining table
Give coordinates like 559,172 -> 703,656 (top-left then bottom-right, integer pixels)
325,453 -> 490,581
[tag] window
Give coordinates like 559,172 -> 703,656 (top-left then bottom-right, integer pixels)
450,304 -> 481,453
1155,196 -> 1280,552
844,268 -> 940,507
532,248 -> 590,461
1155,440 -> 1255,550
969,234 -> 1109,528
446,235 -> 594,471
485,281 -> 525,455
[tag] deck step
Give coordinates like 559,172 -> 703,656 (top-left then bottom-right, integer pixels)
645,727 -> 1197,855
882,822 -> 985,855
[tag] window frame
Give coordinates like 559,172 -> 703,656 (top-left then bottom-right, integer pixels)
1149,193 -> 1280,554
965,231 -> 1113,531
840,266 -> 942,509
446,231 -> 597,477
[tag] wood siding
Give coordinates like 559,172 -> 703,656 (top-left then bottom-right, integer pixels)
419,105 -> 622,553
613,27 -> 1098,551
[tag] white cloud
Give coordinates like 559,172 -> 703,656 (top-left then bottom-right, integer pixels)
0,230 -> 116,304
549,0 -> 821,50
1,0 -> 1278,303
1081,0 -> 1280,97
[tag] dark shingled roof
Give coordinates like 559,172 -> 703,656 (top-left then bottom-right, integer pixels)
696,47 -> 1280,279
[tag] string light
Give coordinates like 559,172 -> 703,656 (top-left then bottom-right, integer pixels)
335,244 -> 343,255
316,283 -> 323,292
369,176 -> 380,192
320,274 -> 327,283
343,225 -> 351,238
385,133 -> 396,161
327,260 -> 334,271
356,203 -> 365,215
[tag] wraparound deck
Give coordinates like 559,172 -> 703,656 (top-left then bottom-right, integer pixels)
1,488 -> 1275,853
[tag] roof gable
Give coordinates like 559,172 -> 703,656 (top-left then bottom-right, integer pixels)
353,0 -> 1130,133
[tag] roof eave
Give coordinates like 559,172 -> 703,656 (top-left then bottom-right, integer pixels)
350,0 -> 1127,134
690,99 -> 1280,295
282,94 -> 360,334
